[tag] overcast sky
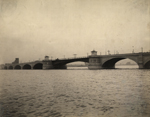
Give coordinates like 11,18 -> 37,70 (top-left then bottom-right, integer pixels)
0,0 -> 150,63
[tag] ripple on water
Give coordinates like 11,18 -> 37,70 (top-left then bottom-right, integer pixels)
0,70 -> 150,117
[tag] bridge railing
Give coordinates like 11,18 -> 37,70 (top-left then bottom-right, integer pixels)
53,56 -> 89,61
100,51 -> 150,56
3,52 -> 150,65
93,52 -> 150,57
16,57 -> 88,64
16,60 -> 42,64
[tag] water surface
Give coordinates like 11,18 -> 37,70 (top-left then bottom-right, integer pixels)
0,68 -> 150,117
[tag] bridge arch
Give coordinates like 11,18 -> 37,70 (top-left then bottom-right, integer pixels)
54,59 -> 89,69
66,61 -> 88,69
33,63 -> 43,69
54,58 -> 89,65
9,66 -> 13,69
102,58 -> 125,69
23,64 -> 31,69
144,59 -> 150,69
102,57 -> 139,69
4,66 -> 7,69
67,61 -> 87,66
66,61 -> 88,65
14,65 -> 21,69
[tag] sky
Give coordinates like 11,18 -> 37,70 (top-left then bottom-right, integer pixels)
0,0 -> 150,64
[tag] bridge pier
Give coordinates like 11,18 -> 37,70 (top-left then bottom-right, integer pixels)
42,56 -> 66,70
137,54 -> 143,69
138,63 -> 144,69
88,57 -> 102,70
42,60 -> 54,69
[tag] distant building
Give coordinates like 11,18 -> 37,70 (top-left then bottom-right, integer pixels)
12,58 -> 19,64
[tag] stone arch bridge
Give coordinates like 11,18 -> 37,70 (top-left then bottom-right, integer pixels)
0,52 -> 150,70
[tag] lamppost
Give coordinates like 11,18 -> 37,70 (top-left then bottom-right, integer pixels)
51,56 -> 53,60
74,54 -> 76,58
108,50 -> 110,55
132,46 -> 134,53
141,47 -> 143,53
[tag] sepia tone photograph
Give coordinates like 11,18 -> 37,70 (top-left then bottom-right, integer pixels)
0,0 -> 150,117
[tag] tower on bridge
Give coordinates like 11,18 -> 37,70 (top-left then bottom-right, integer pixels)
88,50 -> 102,69
43,56 -> 54,69
91,50 -> 97,56
45,56 -> 49,61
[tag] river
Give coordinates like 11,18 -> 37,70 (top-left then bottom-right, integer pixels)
0,67 -> 150,117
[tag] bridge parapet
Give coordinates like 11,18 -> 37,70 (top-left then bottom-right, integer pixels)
54,56 -> 88,61
89,52 -> 150,57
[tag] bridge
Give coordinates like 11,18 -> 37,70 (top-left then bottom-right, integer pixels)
0,50 -> 150,70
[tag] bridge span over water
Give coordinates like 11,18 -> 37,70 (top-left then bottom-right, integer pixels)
1,50 -> 150,70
